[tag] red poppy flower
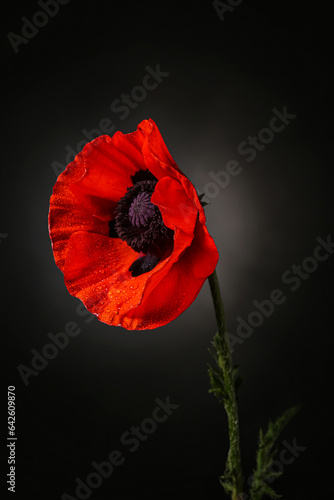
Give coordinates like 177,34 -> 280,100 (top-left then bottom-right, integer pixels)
48,119 -> 219,330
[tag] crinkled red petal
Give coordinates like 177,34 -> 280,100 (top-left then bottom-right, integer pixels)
63,232 -> 140,321
48,172 -> 109,273
48,128 -> 147,271
138,119 -> 183,179
184,217 -> 219,278
69,133 -> 146,221
139,119 -> 208,225
126,220 -> 218,329
62,229 -> 193,329
151,176 -> 198,234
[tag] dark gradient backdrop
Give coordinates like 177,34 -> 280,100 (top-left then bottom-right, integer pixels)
2,1 -> 333,499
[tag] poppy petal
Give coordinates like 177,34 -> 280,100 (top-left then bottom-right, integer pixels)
63,233 -> 135,292
186,218 -> 219,278
62,224 -> 195,330
124,221 -> 218,328
62,230 -> 168,328
126,235 -> 208,329
69,132 -> 146,221
63,232 -> 140,317
151,176 -> 198,234
138,119 -> 182,179
138,119 -> 206,221
48,175 -> 109,273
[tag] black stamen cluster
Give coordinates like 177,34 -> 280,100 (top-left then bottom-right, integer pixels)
114,171 -> 174,260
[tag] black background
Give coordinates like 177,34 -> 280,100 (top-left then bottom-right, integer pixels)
2,1 -> 333,499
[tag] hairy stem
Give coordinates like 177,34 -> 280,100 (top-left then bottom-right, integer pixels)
208,270 -> 243,499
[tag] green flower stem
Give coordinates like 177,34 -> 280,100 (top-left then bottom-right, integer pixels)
208,270 -> 243,500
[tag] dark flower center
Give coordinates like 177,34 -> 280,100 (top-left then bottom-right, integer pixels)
113,170 -> 174,276
129,254 -> 160,277
128,192 -> 155,228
